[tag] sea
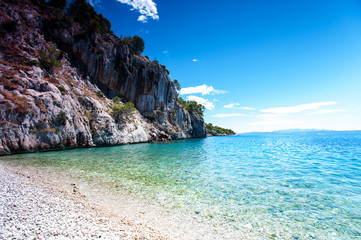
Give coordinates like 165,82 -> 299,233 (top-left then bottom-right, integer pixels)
1,132 -> 361,239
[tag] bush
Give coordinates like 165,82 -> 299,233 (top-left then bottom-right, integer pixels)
39,47 -> 62,70
112,96 -> 122,103
111,101 -> 136,122
169,109 -> 176,117
121,35 -> 145,54
130,35 -> 144,53
27,60 -> 40,67
173,79 -> 181,91
57,86 -> 66,93
56,111 -> 67,125
177,97 -> 205,117
47,0 -> 66,10
67,0 -> 112,34
96,90 -> 104,98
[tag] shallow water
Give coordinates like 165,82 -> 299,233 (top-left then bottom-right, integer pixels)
2,132 -> 361,239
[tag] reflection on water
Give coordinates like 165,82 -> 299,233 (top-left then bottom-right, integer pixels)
2,133 -> 361,239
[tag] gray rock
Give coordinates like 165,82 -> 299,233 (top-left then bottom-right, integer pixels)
0,0 -> 206,155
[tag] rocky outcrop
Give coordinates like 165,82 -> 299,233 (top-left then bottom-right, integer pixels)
0,0 -> 206,155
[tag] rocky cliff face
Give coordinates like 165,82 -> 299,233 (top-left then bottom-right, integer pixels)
0,0 -> 206,155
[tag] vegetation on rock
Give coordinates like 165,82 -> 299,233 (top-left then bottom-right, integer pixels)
206,123 -> 236,135
177,97 -> 205,117
39,47 -> 62,70
111,97 -> 136,123
67,0 -> 112,34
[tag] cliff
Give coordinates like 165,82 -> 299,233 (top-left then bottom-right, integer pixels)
0,0 -> 206,155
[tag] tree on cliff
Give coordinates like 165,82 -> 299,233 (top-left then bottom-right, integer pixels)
67,0 -> 112,33
131,35 -> 145,53
173,80 -> 181,91
48,0 -> 66,10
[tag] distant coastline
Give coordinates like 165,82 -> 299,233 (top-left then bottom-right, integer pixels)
238,129 -> 361,135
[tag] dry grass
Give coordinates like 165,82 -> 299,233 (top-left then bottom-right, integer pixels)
0,77 -> 19,91
34,99 -> 47,113
0,59 -> 32,71
0,89 -> 32,115
35,128 -> 56,133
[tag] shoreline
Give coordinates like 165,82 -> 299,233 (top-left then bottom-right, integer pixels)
0,161 -> 232,240
0,163 -> 166,239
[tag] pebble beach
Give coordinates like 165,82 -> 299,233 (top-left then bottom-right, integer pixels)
0,164 -> 165,240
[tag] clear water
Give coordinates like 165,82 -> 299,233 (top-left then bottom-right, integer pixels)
2,133 -> 361,239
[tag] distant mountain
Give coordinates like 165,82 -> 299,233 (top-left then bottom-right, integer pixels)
239,129 -> 361,135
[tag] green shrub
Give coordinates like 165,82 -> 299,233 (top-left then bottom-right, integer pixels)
48,0 -> 66,10
39,47 -> 62,70
56,111 -> 67,125
165,69 -> 170,75
206,123 -> 235,135
169,109 -> 176,117
177,97 -> 205,117
57,86 -> 66,93
96,90 -> 104,98
111,101 -> 136,123
173,79 -> 181,91
112,96 -> 122,103
27,60 -> 40,67
67,0 -> 112,34
121,35 -> 145,54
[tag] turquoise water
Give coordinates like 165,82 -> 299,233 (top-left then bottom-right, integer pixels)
2,133 -> 361,239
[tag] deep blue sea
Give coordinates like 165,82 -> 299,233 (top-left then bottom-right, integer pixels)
2,132 -> 361,239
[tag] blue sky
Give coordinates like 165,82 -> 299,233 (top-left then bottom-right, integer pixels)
90,0 -> 361,132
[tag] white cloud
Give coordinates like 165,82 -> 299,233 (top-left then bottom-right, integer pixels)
117,0 -> 159,23
212,113 -> 245,118
212,89 -> 228,94
192,59 -> 199,62
310,109 -> 345,114
180,84 -> 227,96
163,50 -> 168,54
187,95 -> 215,110
137,15 -> 147,22
261,101 -> 338,114
224,103 -> 240,108
240,107 -> 255,110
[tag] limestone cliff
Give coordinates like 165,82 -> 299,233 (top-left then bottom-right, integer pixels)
0,0 -> 206,155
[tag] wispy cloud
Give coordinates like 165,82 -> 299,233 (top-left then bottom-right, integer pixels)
224,103 -> 240,109
310,109 -> 345,114
163,50 -> 170,56
212,113 -> 245,118
261,101 -> 338,114
180,84 -> 227,96
240,107 -> 255,110
117,0 -> 159,23
192,59 -> 199,62
187,95 -> 215,110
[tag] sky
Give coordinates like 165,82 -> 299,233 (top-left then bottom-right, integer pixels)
89,0 -> 361,133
